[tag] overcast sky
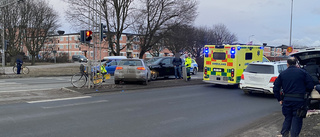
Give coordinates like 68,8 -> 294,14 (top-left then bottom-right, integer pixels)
48,0 -> 320,47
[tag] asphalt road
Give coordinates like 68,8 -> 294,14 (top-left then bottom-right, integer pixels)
0,84 -> 280,137
0,76 -> 72,92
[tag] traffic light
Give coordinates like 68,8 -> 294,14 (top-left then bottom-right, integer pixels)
80,30 -> 86,43
85,30 -> 93,43
100,23 -> 107,41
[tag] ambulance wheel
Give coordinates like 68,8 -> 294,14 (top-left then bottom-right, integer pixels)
192,68 -> 197,75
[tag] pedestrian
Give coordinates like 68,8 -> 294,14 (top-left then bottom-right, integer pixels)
185,54 -> 192,81
16,54 -> 23,74
172,54 -> 183,80
304,59 -> 320,85
273,57 -> 314,137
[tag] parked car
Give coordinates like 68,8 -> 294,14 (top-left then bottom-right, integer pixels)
72,55 -> 87,63
114,59 -> 151,85
239,61 -> 288,94
148,57 -> 175,80
289,48 -> 320,100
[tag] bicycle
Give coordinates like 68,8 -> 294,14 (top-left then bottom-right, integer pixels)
13,63 -> 29,74
71,64 -> 110,88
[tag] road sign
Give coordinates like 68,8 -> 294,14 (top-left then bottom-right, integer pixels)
287,46 -> 293,53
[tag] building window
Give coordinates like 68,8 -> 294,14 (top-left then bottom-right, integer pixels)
60,37 -> 64,41
120,53 -> 124,56
60,45 -> 64,49
75,45 -> 79,49
133,45 -> 137,50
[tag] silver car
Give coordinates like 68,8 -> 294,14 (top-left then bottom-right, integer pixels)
114,59 -> 151,85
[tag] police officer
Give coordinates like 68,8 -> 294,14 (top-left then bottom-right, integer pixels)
185,54 -> 192,81
273,57 -> 314,137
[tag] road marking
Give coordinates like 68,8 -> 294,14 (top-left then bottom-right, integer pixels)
41,100 -> 109,109
27,96 -> 92,104
0,88 -> 56,93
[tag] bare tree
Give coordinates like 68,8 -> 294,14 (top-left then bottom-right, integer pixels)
164,24 -> 194,55
132,0 -> 198,59
0,0 -> 59,65
21,0 -> 59,65
64,0 -> 134,56
211,24 -> 237,45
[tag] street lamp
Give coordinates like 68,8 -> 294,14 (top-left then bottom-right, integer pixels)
289,0 -> 293,48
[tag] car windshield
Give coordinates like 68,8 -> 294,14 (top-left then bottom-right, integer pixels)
146,58 -> 160,64
79,55 -> 86,58
119,60 -> 142,66
150,58 -> 163,65
245,64 -> 274,74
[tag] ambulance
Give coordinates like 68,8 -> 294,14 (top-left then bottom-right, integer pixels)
203,44 -> 264,85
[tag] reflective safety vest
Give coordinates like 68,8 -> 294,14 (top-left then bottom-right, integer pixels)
185,57 -> 192,68
101,65 -> 107,73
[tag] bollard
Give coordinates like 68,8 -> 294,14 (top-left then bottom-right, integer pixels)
182,66 -> 187,81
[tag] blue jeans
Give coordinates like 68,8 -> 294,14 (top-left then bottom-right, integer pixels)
281,101 -> 305,137
174,65 -> 182,79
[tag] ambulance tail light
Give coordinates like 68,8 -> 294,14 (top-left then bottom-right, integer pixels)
231,69 -> 234,77
269,76 -> 277,83
204,67 -> 207,75
241,74 -> 244,80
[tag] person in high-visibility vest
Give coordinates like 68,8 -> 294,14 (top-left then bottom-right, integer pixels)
100,63 -> 108,82
185,54 -> 192,81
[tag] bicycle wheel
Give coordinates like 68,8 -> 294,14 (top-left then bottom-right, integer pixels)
13,66 -> 17,74
22,66 -> 30,74
71,73 -> 87,88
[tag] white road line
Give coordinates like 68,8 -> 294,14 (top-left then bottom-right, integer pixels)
27,96 -> 92,104
0,88 -> 55,93
42,100 -> 109,109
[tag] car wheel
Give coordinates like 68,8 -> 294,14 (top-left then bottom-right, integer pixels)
142,78 -> 148,85
151,73 -> 157,81
243,89 -> 251,95
192,68 -> 197,75
115,80 -> 120,84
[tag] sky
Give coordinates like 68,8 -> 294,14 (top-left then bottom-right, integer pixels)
48,0 -> 320,47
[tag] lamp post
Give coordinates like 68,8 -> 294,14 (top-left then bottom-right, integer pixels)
289,0 -> 293,48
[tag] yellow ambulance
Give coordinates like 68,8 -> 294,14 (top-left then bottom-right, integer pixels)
203,44 -> 264,85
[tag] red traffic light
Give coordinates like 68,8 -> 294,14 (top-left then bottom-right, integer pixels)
86,30 -> 92,37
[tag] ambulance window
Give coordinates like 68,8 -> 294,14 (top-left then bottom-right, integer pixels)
212,52 -> 226,60
245,53 -> 253,60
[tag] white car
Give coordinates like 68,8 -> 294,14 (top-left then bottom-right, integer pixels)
239,61 -> 287,94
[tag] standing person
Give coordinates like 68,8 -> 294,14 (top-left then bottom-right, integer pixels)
185,54 -> 192,81
273,57 -> 314,137
172,54 -> 183,80
16,54 -> 23,74
304,59 -> 320,85
100,62 -> 108,82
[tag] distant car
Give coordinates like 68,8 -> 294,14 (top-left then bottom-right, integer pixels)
114,59 -> 151,85
239,61 -> 288,94
72,55 -> 87,63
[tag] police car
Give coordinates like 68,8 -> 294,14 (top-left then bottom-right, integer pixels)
239,61 -> 287,94
290,48 -> 320,100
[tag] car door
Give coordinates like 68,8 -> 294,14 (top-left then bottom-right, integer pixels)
106,61 -> 118,74
161,58 -> 174,76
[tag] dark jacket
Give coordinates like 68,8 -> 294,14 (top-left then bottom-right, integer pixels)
273,66 -> 314,101
304,61 -> 320,84
172,57 -> 182,66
